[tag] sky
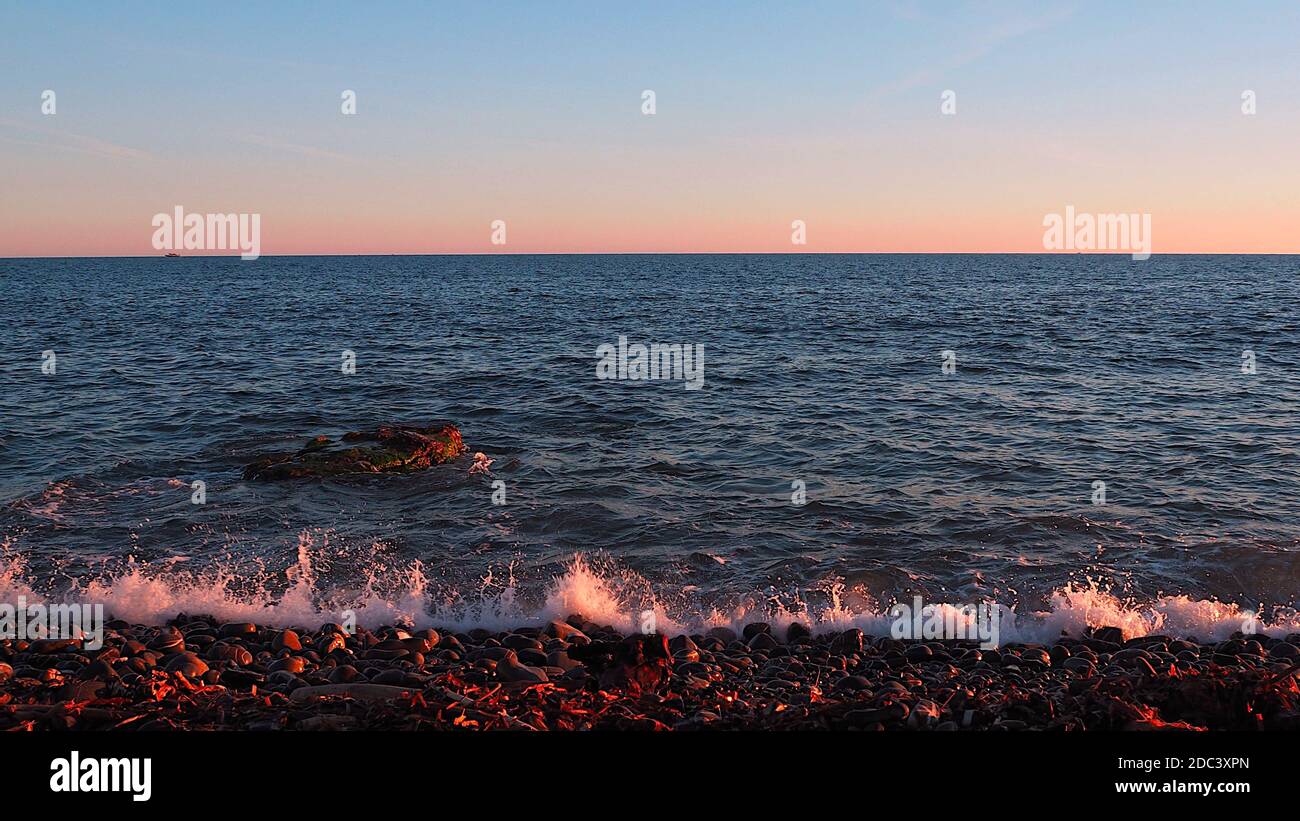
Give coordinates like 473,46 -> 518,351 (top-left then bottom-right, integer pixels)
2,0 -> 1299,256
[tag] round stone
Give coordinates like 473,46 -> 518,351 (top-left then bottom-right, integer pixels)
165,652 -> 209,678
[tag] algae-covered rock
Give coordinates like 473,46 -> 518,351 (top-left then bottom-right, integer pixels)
243,422 -> 466,480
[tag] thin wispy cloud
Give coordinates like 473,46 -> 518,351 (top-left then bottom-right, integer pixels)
865,4 -> 1077,104
237,134 -> 352,162
0,118 -> 152,160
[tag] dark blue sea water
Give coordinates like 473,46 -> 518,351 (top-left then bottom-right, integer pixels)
1,254 -> 1297,636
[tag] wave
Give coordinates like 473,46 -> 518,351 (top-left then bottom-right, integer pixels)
1,534 -> 1296,643
7,476 -> 191,522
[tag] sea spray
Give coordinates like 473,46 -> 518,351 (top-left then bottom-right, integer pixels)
2,540 -> 1295,641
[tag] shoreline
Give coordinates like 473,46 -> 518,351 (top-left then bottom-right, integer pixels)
3,614 -> 1298,731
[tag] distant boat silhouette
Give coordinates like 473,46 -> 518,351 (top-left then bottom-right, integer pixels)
164,252 -> 180,257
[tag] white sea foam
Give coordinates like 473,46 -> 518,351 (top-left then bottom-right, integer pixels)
2,536 -> 1296,642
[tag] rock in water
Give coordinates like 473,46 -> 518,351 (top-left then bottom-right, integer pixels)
243,423 -> 466,480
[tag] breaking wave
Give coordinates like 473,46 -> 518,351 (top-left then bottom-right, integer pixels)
2,533 -> 1295,643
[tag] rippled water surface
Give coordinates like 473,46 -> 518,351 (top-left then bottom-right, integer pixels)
1,255 -> 1297,631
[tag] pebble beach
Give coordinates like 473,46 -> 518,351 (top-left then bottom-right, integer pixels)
4,614 -> 1299,731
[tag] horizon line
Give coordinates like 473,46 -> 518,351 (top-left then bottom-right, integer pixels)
5,251 -> 1299,261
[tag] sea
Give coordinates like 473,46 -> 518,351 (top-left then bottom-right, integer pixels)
1,254 -> 1297,640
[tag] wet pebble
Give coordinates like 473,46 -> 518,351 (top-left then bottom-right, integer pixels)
517,648 -> 549,667
785,622 -> 812,643
502,634 -> 544,652
742,622 -> 770,640
831,629 -> 864,656
1269,642 -> 1299,659
1061,657 -> 1096,676
1091,626 -> 1125,644
904,644 -> 933,662
269,657 -> 307,674
219,622 -> 258,639
747,632 -> 780,651
165,652 -> 209,678
545,620 -> 588,643
272,630 -> 303,652
834,674 -> 871,692
495,651 -> 549,684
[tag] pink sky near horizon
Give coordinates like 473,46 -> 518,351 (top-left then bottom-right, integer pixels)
7,191 -> 1297,258
5,110 -> 1297,257
8,215 -> 1299,257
